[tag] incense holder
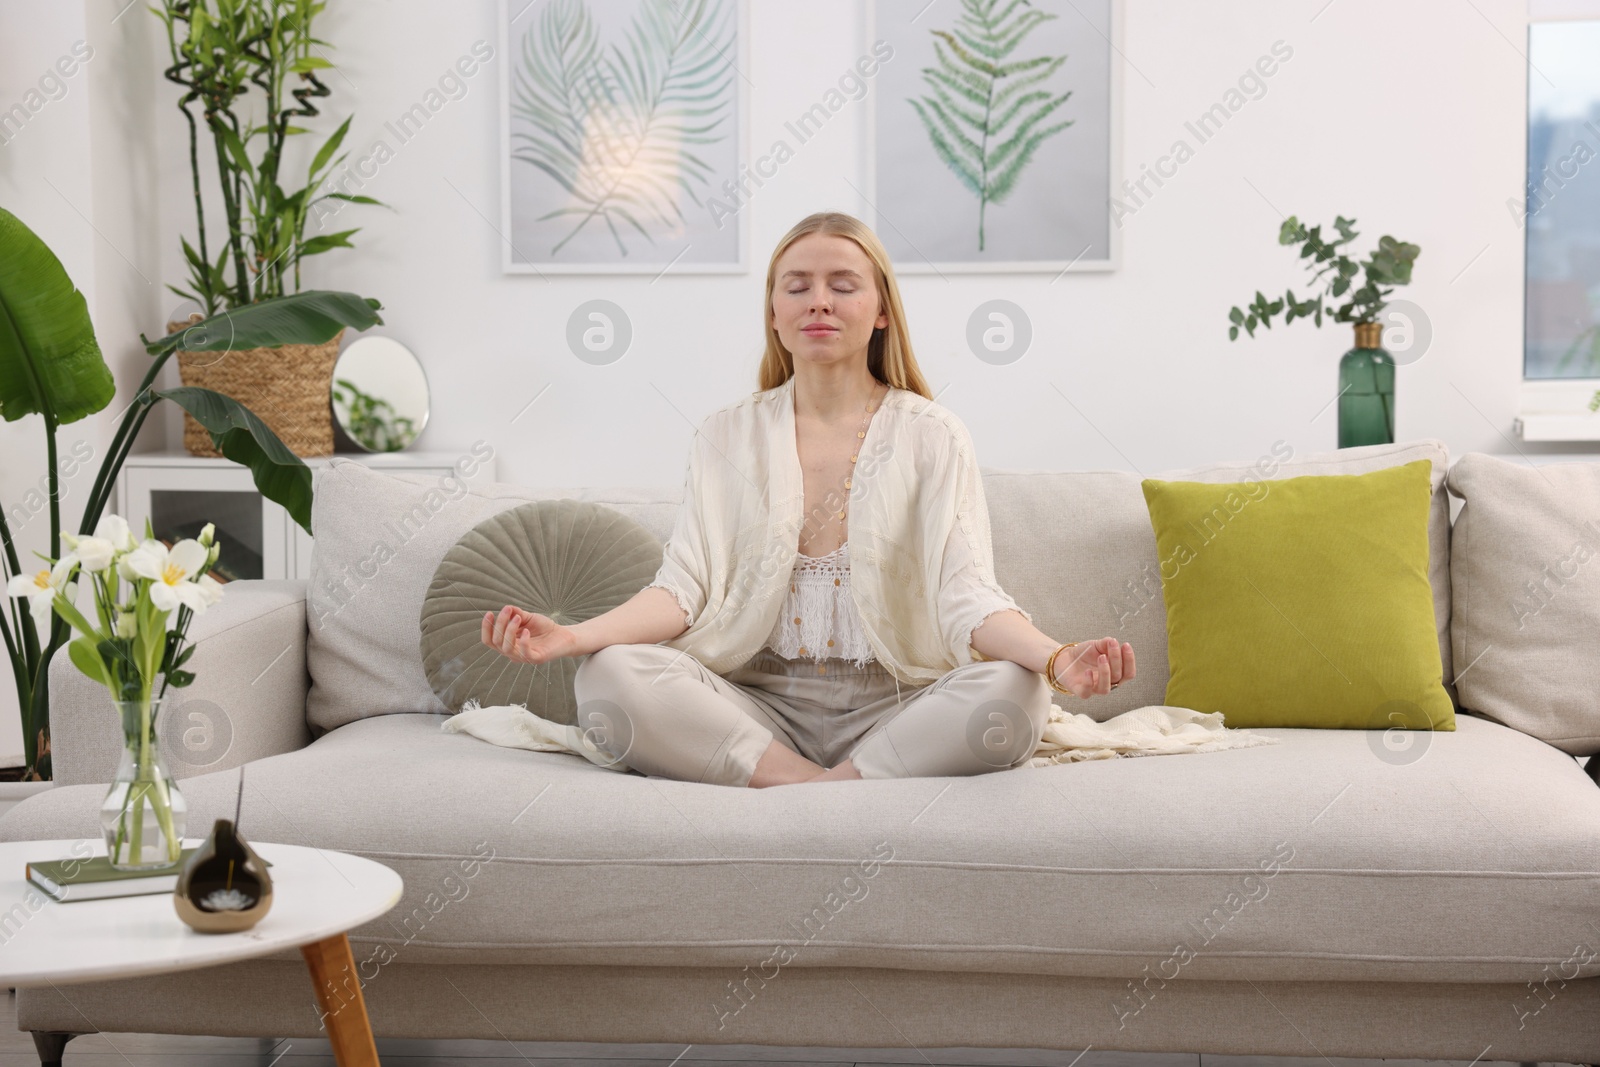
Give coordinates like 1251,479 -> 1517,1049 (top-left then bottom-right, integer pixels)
173,818 -> 274,933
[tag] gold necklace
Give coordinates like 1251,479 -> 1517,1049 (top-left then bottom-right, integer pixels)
794,380 -> 885,668
839,380 -> 885,538
801,381 -> 884,556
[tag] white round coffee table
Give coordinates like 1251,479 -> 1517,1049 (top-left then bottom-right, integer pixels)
0,837 -> 402,1066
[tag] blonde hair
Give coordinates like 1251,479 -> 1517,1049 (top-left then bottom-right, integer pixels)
756,212 -> 933,399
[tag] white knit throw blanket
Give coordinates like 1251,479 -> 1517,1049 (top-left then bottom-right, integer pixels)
440,699 -> 1281,774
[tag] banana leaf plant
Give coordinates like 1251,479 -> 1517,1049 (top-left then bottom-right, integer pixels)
0,205 -> 382,780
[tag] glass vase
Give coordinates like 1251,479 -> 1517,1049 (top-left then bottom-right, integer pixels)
101,697 -> 187,870
1337,322 -> 1396,447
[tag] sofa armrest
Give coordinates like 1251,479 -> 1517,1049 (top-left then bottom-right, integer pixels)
48,579 -> 313,786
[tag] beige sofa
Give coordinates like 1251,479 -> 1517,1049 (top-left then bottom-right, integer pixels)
4,436 -> 1599,1064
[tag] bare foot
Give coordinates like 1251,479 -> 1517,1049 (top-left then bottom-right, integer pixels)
805,758 -> 862,783
748,738 -> 825,788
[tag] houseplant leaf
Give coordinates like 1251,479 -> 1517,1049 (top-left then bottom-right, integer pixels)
141,289 -> 384,356
0,206 -> 114,425
67,636 -> 114,691
154,386 -> 315,534
297,230 -> 360,257
309,114 -> 353,177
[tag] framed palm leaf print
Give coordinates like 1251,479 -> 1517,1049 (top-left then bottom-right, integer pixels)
867,0 -> 1120,273
498,0 -> 748,273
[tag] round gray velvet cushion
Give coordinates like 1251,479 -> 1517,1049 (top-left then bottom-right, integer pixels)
419,499 -> 664,725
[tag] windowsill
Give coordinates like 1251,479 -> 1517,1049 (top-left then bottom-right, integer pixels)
1516,378 -> 1600,441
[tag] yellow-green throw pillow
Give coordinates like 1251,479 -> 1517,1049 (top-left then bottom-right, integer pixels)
1139,458 -> 1455,731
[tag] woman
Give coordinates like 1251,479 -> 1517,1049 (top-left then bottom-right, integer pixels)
481,211 -> 1135,787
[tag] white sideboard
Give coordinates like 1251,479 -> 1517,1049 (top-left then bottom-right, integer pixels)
115,450 -> 497,582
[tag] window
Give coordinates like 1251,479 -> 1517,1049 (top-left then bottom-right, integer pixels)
1524,13 -> 1600,378
1517,1 -> 1600,438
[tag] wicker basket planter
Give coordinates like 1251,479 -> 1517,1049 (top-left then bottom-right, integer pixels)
167,319 -> 344,458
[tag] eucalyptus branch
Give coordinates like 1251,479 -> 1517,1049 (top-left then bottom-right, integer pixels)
1227,214 -> 1420,341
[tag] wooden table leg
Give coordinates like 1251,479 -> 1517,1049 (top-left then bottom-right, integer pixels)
301,933 -> 380,1066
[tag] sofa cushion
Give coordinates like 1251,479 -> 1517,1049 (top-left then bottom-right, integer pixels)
304,460 -> 681,735
3,712 -> 1595,985
1140,458 -> 1454,731
985,437 -> 1456,722
419,500 -> 665,725
1446,452 -> 1600,755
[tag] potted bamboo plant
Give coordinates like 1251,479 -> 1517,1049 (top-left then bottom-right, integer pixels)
154,0 -> 386,457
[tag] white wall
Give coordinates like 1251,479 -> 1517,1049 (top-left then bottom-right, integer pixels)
0,0 -> 1581,766
0,0 -> 161,765
267,0 -> 1561,484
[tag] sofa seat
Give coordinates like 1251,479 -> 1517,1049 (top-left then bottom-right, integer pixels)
5,710 -> 1598,986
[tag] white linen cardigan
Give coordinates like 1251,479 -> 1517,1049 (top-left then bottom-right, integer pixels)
645,374 -> 1032,687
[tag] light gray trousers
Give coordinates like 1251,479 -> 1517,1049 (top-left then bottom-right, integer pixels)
570,643 -> 1053,787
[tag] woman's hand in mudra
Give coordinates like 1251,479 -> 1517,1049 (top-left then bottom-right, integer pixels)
481,604 -> 578,665
1051,636 -> 1136,699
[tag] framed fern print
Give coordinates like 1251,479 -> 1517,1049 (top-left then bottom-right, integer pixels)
866,0 -> 1120,273
498,0 -> 748,274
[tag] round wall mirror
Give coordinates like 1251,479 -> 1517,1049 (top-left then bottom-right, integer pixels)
330,336 -> 429,452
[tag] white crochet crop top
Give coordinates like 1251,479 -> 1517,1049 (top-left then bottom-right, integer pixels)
761,541 -> 876,666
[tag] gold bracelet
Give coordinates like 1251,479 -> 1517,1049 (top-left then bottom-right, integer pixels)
1043,642 -> 1078,695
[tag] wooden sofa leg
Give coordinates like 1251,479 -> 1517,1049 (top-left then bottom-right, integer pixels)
30,1030 -> 80,1066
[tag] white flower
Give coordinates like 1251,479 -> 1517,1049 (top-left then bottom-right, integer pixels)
196,522 -> 222,569
6,558 -> 77,631
116,544 -> 147,583
95,514 -> 136,553
115,609 -> 137,638
196,573 -> 225,607
64,535 -> 114,572
122,539 -> 212,614
64,515 -> 136,572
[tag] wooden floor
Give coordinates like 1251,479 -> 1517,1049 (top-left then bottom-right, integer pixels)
0,993 -> 1581,1067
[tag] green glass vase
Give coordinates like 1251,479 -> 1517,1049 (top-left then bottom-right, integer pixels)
1337,322 -> 1395,448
